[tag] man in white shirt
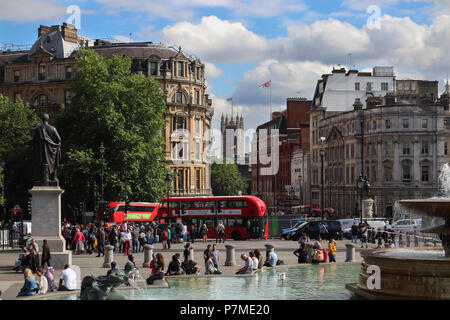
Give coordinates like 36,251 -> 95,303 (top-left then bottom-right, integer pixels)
59,264 -> 78,291
181,223 -> 188,243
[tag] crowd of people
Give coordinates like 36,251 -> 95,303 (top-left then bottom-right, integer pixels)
292,233 -> 337,264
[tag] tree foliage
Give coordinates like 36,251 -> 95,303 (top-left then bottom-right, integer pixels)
211,161 -> 248,196
0,94 -> 40,206
56,49 -> 167,212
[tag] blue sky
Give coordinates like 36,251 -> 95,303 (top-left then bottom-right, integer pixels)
1,0 -> 450,132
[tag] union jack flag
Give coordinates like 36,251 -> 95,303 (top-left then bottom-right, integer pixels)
226,97 -> 233,101
259,80 -> 271,88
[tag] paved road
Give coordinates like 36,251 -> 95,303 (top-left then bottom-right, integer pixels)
0,238 -> 366,300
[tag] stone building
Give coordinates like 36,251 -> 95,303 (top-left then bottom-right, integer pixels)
0,23 -> 213,196
310,76 -> 450,219
220,113 -> 244,163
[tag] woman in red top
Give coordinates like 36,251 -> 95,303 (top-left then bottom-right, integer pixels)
72,229 -> 85,255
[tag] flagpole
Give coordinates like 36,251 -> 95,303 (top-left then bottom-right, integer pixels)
232,97 -> 234,119
269,80 -> 272,120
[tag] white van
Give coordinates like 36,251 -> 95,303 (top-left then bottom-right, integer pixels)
390,219 -> 422,234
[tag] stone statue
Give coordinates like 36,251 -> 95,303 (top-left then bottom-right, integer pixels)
80,261 -> 136,300
33,113 -> 61,186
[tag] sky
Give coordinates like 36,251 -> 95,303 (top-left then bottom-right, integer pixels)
1,0 -> 450,135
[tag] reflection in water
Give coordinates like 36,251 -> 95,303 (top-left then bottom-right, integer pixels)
43,264 -> 361,300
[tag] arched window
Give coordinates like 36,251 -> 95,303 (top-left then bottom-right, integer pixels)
34,94 -> 48,106
38,63 -> 46,80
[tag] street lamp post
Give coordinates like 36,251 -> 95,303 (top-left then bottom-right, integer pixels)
319,137 -> 326,221
1,161 -> 5,225
123,152 -> 128,224
357,174 -> 370,224
99,142 -> 105,203
164,173 -> 172,223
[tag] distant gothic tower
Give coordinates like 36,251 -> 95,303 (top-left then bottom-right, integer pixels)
221,113 -> 244,163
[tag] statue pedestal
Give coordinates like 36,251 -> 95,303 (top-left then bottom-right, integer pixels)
30,186 -> 72,269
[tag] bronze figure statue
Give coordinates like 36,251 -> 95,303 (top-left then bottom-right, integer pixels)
33,113 -> 61,186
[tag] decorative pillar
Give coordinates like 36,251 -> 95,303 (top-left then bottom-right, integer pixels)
225,244 -> 236,266
103,245 -> 114,268
189,246 -> 195,262
345,243 -> 356,262
143,244 -> 153,267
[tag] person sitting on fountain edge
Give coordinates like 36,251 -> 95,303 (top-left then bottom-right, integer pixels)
263,248 -> 278,267
146,253 -> 165,285
107,261 -> 118,276
59,264 -> 77,291
167,254 -> 185,276
236,254 -> 253,274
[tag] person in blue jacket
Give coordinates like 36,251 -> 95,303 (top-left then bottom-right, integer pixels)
17,268 -> 37,297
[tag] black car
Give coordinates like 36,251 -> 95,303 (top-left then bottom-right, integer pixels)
290,220 -> 343,241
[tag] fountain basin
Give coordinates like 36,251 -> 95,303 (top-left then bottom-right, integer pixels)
346,247 -> 450,299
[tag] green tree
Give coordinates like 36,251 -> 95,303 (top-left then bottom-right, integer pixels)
0,94 -> 40,206
56,49 -> 167,214
211,161 -> 248,196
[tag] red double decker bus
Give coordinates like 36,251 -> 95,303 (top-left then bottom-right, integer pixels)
158,196 -> 268,240
104,202 -> 159,225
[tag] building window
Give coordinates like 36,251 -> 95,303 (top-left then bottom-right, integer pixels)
195,91 -> 200,105
196,169 -> 201,189
381,82 -> 389,91
196,67 -> 201,80
176,92 -> 183,104
38,94 -> 47,106
346,167 -> 349,184
172,116 -> 186,131
64,89 -> 71,104
150,62 -> 158,76
355,82 -> 360,91
385,119 -> 391,129
366,82 -> 372,91
372,120 -> 377,130
351,166 -> 355,183
385,141 -> 393,155
14,70 -> 20,82
195,118 -> 201,135
385,166 -> 393,182
38,63 -> 45,80
445,142 -> 448,156
402,119 -> 409,129
13,92 -> 21,102
65,66 -> 72,79
422,119 -> 428,129
403,142 -> 410,155
195,142 -> 200,160
351,144 -> 355,158
421,141 -> 429,154
402,164 -> 411,182
177,61 -> 184,77
421,166 -> 429,182
371,166 -> 377,183
178,169 -> 184,191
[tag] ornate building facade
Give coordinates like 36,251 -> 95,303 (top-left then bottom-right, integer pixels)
0,23 -> 213,196
310,76 -> 450,219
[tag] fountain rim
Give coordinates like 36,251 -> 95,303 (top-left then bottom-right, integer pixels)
360,247 -> 450,262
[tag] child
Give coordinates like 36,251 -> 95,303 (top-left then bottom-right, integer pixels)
44,266 -> 56,292
328,238 -> 337,263
194,267 -> 201,275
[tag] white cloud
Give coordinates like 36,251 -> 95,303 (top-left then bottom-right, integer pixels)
0,0 -> 66,22
204,62 -> 223,79
161,16 -> 271,63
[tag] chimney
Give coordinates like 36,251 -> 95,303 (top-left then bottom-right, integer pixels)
385,92 -> 395,107
353,98 -> 363,111
366,96 -> 381,109
38,25 -> 51,38
61,23 -> 78,43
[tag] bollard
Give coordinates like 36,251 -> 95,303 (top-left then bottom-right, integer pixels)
103,245 -> 114,268
415,235 -> 419,247
406,234 -> 410,247
189,246 -> 195,262
306,243 -> 314,263
398,234 -> 403,247
345,243 -> 356,262
264,243 -> 275,257
143,244 -> 153,267
225,244 -> 236,266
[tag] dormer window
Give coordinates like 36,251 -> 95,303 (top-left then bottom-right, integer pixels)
14,70 -> 20,82
150,62 -> 158,76
38,63 -> 46,80
177,61 -> 184,77
65,66 -> 72,79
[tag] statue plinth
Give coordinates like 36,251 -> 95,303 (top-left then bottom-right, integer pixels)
30,185 -> 72,269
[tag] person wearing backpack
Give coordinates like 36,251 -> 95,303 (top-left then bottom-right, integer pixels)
311,248 -> 324,264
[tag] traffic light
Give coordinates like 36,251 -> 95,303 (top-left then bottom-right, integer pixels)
27,200 -> 32,216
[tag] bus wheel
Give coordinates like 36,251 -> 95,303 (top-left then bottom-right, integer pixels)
231,230 -> 242,241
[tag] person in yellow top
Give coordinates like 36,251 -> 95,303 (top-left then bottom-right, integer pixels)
328,238 -> 337,263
